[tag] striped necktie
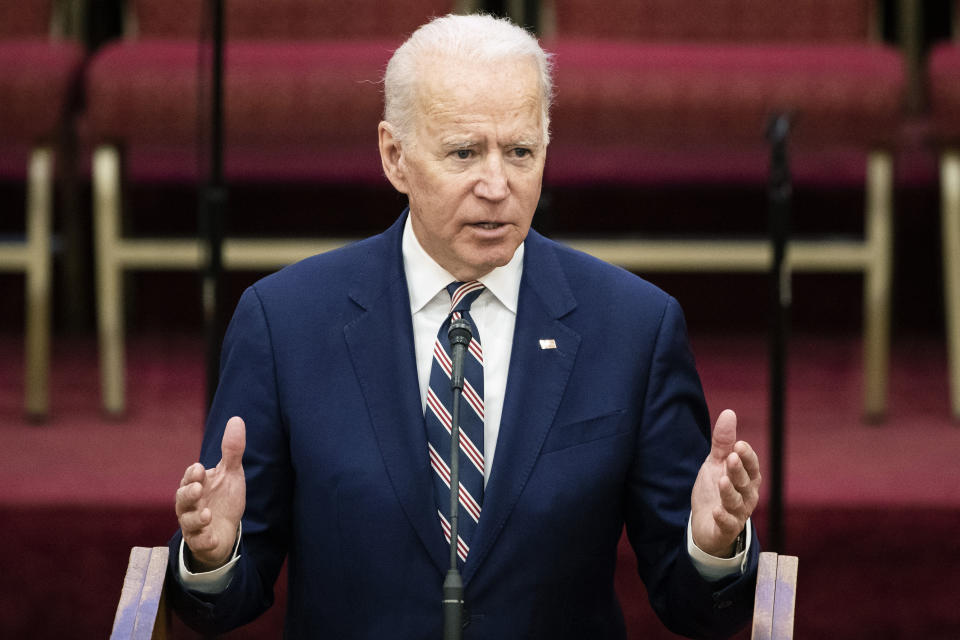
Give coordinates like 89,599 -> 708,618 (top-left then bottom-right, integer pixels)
425,280 -> 485,567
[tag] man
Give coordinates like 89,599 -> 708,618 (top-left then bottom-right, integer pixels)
169,13 -> 762,638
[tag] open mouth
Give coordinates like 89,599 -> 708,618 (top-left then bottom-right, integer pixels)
472,222 -> 504,230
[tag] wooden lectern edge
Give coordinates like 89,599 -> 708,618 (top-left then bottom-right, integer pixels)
751,551 -> 798,640
112,546 -> 169,640
772,554 -> 799,639
112,545 -> 796,639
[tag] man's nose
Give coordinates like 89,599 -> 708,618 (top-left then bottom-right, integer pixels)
474,154 -> 509,201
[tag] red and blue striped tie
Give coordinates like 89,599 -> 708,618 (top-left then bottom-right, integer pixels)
425,280 -> 485,567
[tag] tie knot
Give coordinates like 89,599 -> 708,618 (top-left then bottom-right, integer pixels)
447,281 -> 485,314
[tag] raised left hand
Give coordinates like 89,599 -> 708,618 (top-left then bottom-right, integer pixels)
690,409 -> 762,557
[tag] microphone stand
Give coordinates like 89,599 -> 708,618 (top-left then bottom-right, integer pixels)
444,318 -> 472,640
766,113 -> 792,553
200,0 -> 228,411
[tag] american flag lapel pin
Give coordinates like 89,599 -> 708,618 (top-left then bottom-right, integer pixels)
539,339 -> 557,350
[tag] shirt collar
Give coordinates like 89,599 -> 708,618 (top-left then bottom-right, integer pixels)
402,212 -> 524,315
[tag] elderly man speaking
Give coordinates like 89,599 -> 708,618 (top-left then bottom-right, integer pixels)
169,13 -> 762,639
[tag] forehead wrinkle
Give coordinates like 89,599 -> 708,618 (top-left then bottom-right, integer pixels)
422,96 -> 544,148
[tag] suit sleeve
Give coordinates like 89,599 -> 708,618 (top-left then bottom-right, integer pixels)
166,285 -> 293,634
624,296 -> 759,639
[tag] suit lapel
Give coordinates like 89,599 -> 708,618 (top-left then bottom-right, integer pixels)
342,214 -> 449,575
463,230 -> 581,583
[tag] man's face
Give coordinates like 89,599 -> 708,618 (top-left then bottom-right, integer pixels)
380,56 -> 546,281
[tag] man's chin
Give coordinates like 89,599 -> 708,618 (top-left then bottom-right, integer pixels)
470,254 -> 517,279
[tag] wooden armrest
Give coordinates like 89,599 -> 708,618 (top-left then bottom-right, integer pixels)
752,551 -> 799,640
111,546 -> 169,640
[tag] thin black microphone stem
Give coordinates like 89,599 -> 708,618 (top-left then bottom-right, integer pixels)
443,388 -> 465,640
444,318 -> 471,640
448,390 -> 462,570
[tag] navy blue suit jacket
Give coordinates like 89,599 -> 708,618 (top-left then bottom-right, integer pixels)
168,212 -> 759,638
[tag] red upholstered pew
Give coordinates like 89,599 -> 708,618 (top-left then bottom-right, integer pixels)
83,0 -> 466,416
539,0 -> 907,421
927,0 -> 960,421
0,0 -> 85,419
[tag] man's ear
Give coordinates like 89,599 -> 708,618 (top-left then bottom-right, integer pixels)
378,121 -> 409,194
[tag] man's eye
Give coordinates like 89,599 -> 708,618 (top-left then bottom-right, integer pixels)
454,149 -> 472,160
513,148 -> 530,158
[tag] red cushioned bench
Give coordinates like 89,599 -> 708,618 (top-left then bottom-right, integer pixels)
0,0 -> 85,419
83,0 -> 465,416
927,1 -> 960,420
538,0 -> 907,421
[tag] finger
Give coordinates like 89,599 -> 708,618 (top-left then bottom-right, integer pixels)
185,527 -> 221,554
735,440 -> 762,482
725,452 -> 751,490
712,504 -> 743,538
179,506 -> 213,535
175,482 -> 203,516
220,416 -> 246,471
710,409 -> 738,462
180,462 -> 205,488
718,475 -> 745,515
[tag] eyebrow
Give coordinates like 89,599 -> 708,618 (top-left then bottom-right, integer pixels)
440,137 -> 542,151
441,139 -> 477,151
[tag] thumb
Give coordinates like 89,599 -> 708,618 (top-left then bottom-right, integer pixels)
220,416 -> 246,471
710,409 -> 738,462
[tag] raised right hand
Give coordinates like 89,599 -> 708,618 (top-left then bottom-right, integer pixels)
175,416 -> 247,571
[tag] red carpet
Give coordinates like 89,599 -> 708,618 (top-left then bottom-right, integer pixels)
1,331 -> 959,638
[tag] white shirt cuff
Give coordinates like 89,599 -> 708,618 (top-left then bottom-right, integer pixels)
686,515 -> 751,582
178,523 -> 242,594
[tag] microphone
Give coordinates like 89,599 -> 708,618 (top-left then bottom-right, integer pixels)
443,316 -> 473,640
448,317 -> 472,392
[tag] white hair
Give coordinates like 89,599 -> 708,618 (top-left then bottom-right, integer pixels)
383,13 -> 553,144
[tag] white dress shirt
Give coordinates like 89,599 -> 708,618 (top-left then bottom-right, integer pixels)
402,215 -> 522,486
180,215 -> 748,591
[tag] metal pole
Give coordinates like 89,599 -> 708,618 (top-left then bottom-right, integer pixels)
201,0 -> 227,410
766,113 -> 792,552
